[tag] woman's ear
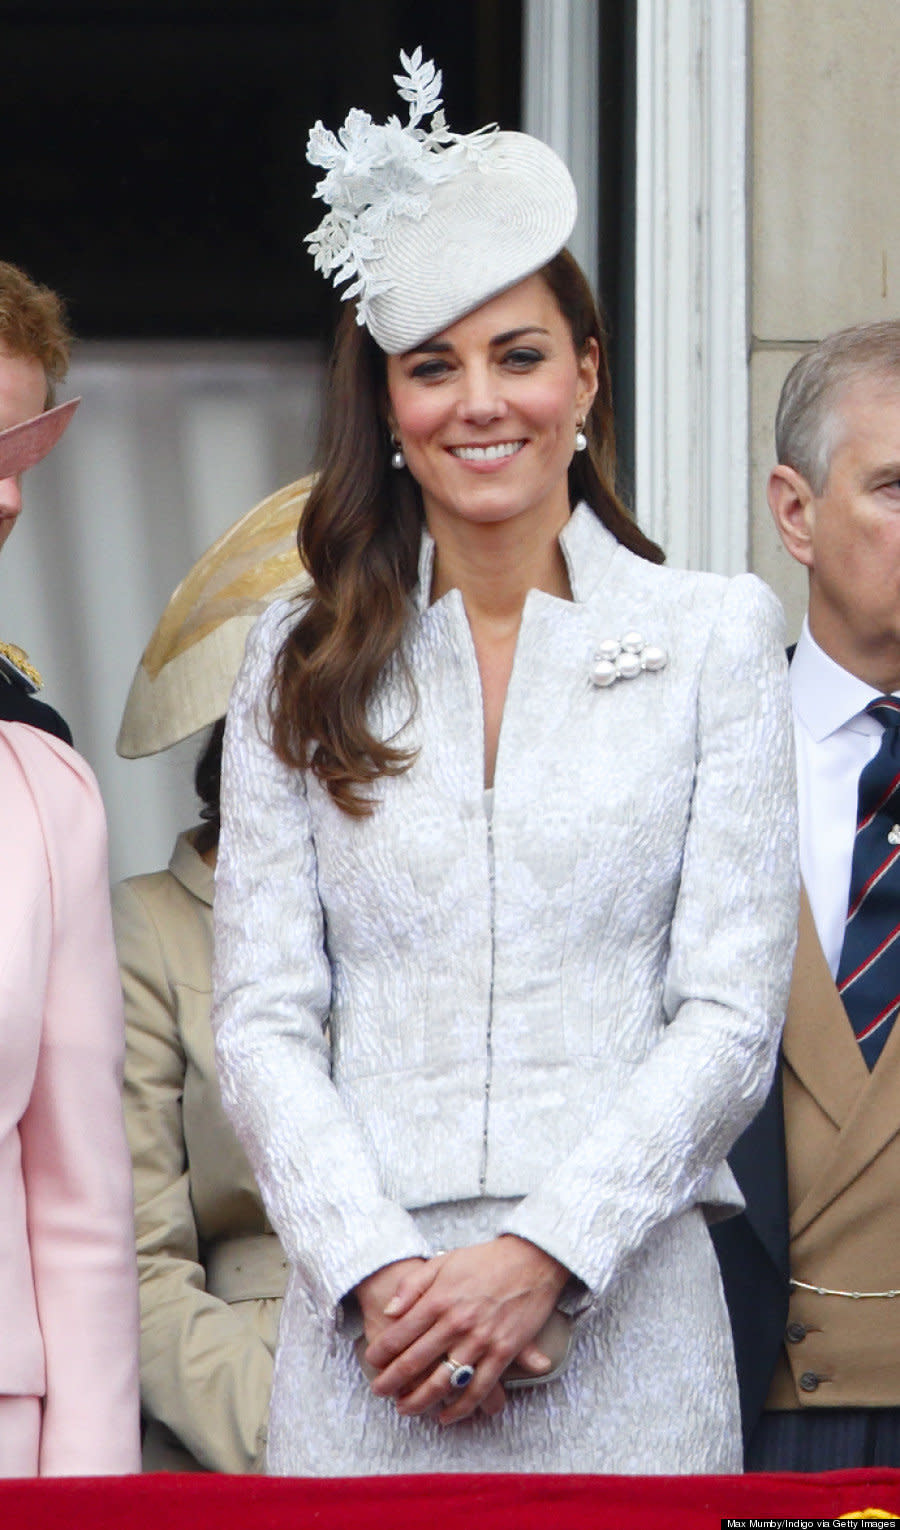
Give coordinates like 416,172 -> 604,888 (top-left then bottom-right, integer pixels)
576,337 -> 600,419
767,464 -> 816,569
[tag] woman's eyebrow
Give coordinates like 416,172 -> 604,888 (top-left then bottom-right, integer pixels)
406,339 -> 454,356
491,326 -> 551,345
406,325 -> 552,357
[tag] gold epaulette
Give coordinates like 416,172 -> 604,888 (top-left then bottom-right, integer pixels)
0,641 -> 42,694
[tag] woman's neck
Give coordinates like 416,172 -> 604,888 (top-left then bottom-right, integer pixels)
427,503 -> 573,625
426,502 -> 574,789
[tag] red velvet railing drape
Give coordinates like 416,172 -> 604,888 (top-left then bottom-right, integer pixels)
2,1469 -> 900,1529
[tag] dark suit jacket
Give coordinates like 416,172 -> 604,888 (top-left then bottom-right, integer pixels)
711,640 -> 794,1444
710,1065 -> 790,1443
0,678 -> 72,743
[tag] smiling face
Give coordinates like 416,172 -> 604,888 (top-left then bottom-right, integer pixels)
385,274 -> 598,545
769,372 -> 900,690
0,344 -> 47,553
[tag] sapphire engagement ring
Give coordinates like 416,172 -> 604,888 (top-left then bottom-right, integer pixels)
442,1355 -> 475,1390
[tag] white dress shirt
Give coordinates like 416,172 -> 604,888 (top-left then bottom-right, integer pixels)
791,618 -> 897,976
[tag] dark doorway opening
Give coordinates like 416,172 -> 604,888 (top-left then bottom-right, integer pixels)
597,0 -> 637,507
4,1 -> 521,341
7,1 -> 637,502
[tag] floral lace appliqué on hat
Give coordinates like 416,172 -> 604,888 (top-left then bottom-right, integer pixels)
305,48 -> 498,330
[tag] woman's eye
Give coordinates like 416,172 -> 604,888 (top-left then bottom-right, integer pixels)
410,358 -> 451,380
503,347 -> 544,368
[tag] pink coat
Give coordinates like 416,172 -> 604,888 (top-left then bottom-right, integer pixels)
0,722 -> 140,1475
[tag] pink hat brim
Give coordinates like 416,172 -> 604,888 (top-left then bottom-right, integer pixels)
0,397 -> 81,479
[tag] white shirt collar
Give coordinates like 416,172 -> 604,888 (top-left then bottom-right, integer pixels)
791,617 -> 886,741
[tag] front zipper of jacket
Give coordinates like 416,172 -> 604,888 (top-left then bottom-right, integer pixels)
479,809 -> 497,1193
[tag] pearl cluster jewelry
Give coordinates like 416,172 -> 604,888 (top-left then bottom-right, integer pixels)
590,632 -> 668,688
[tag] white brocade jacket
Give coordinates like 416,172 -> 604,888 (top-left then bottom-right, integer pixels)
213,504 -> 799,1330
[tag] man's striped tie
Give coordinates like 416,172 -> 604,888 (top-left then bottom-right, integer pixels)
836,696 -> 900,1067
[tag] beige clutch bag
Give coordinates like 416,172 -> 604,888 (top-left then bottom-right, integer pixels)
354,1307 -> 573,1391
502,1308 -> 573,1389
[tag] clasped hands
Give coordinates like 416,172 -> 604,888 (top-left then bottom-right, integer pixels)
355,1233 -> 568,1425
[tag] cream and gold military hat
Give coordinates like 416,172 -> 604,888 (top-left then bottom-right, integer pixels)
116,474 -> 313,758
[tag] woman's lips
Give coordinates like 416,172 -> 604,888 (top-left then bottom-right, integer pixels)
448,440 -> 526,463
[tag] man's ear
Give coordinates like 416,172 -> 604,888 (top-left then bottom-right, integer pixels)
767,464 -> 816,569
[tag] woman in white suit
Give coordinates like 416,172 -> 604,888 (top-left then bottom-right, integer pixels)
213,52 -> 799,1476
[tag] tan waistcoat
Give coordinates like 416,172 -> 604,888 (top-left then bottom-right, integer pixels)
767,888 -> 900,1408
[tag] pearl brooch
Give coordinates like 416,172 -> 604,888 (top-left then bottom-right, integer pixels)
591,634 -> 668,689
591,658 -> 617,688
615,651 -> 642,680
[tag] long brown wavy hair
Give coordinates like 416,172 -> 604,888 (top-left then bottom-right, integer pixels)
271,249 -> 664,816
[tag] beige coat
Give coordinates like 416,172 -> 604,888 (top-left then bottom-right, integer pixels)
768,888 -> 900,1408
114,832 -> 287,1472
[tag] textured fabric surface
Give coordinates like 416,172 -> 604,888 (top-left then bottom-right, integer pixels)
213,504 -> 798,1475
270,1198 -> 739,1475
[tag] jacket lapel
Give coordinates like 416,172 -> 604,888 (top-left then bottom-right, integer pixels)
787,884 -> 900,1235
783,886 -> 868,1127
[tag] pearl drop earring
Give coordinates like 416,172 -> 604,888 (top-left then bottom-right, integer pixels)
574,419 -> 587,453
390,436 -> 406,470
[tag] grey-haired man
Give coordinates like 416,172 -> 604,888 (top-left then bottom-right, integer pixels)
715,320 -> 900,1470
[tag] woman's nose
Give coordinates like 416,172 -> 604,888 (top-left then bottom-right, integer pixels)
456,366 -> 507,424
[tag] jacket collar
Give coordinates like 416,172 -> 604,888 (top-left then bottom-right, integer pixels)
168,828 -> 215,908
412,501 -> 620,614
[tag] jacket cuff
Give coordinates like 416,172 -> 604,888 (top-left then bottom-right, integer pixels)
321,1211 -> 431,1327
